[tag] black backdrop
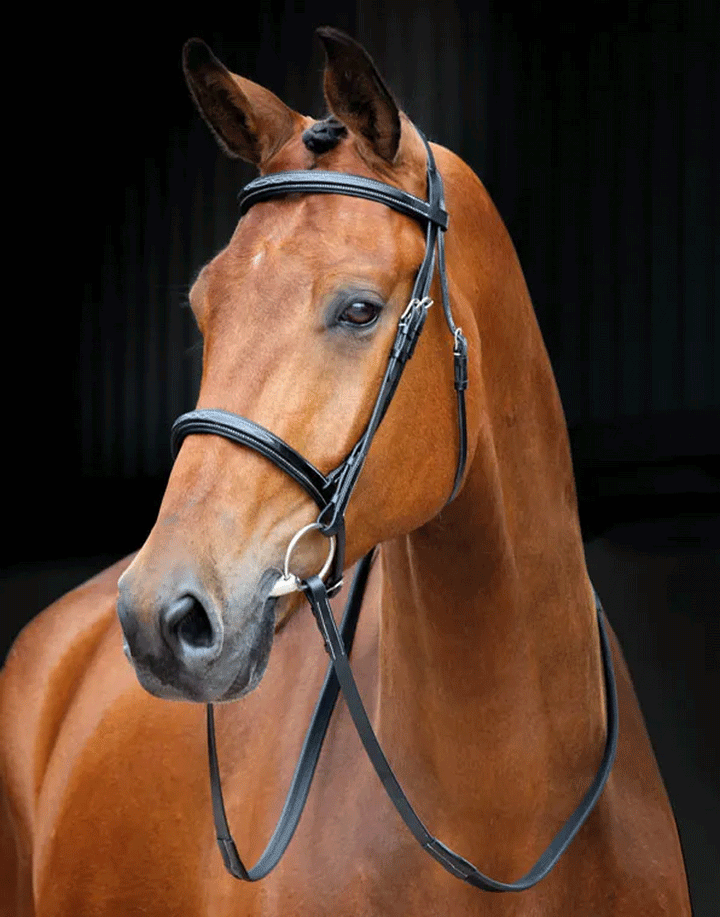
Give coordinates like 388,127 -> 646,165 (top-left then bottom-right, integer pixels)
5,0 -> 720,557
3,1 -> 718,911
7,0 -> 718,558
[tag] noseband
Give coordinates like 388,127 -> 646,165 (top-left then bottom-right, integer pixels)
170,133 -> 618,892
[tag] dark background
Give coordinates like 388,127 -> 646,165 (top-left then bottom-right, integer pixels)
3,1 -> 718,912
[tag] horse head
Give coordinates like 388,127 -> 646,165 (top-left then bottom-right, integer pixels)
117,29 -> 487,703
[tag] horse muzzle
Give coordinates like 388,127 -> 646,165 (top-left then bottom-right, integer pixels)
116,564 -> 278,702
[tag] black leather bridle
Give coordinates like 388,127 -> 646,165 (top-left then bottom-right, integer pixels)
172,135 -> 468,592
170,133 -> 618,892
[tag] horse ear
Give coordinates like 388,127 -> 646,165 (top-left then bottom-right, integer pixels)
317,27 -> 401,163
182,38 -> 301,166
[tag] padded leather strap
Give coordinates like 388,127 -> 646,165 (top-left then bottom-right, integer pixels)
172,409 -> 334,510
171,408 -> 347,590
239,171 -> 449,230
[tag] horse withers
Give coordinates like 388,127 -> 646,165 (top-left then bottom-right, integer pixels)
0,29 -> 691,916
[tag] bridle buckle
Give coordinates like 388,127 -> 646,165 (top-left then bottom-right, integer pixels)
401,295 -> 433,319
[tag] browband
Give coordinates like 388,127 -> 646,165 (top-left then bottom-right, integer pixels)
238,170 -> 449,230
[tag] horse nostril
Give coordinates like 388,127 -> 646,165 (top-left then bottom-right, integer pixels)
177,600 -> 214,648
163,594 -> 219,653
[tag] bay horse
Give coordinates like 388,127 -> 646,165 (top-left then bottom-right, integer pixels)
0,29 -> 691,916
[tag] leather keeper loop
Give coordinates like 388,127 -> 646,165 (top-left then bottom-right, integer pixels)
453,330 -> 469,392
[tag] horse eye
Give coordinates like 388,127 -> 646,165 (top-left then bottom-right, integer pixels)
338,301 -> 381,328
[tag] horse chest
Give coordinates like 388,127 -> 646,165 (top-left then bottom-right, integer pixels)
25,596 -> 683,917
7,569 -> 687,917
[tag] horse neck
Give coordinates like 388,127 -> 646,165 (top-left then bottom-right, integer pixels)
375,207 -> 607,852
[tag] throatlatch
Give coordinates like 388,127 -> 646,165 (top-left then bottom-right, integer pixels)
170,130 -> 617,892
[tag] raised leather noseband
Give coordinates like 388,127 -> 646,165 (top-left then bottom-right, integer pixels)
172,409 -> 333,510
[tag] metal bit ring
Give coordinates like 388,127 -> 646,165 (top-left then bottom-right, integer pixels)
268,523 -> 336,597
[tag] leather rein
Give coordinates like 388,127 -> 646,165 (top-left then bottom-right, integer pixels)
170,134 -> 618,892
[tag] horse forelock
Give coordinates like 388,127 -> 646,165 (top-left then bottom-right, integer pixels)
263,111 -> 430,206
301,116 -> 348,154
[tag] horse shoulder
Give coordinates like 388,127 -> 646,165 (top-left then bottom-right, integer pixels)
0,556 -> 135,913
